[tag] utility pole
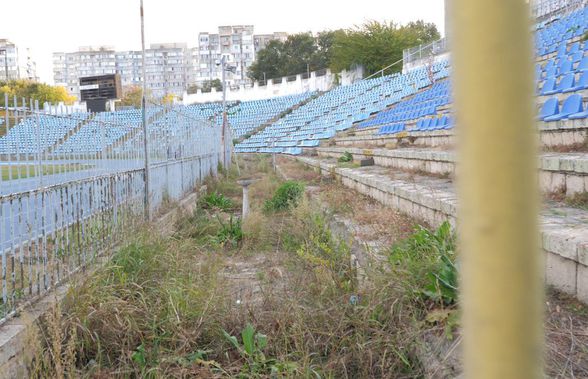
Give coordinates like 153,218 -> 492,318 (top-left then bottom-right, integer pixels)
221,55 -> 227,168
140,0 -> 151,221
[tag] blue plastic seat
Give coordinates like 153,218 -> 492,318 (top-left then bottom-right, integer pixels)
541,78 -> 557,95
575,72 -> 588,90
559,59 -> 573,75
578,56 -> 588,72
544,94 -> 583,121
539,97 -> 559,120
560,73 -> 578,93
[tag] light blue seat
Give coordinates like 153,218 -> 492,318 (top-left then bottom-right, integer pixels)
559,59 -> 573,75
544,94 -> 583,121
560,73 -> 578,93
541,78 -> 558,95
539,97 -> 559,120
578,56 -> 588,72
575,72 -> 588,90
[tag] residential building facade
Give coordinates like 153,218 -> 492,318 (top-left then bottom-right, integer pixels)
51,26 -> 288,100
0,39 -> 38,81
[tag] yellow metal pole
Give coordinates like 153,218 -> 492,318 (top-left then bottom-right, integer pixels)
451,1 -> 543,378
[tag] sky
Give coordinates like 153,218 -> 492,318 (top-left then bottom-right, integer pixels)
0,0 -> 445,84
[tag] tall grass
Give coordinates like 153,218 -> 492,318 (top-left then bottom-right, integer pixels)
31,156 -> 461,378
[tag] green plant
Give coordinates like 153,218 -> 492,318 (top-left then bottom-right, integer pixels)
222,324 -> 297,376
201,191 -> 234,211
264,181 -> 304,212
338,151 -> 353,163
388,221 -> 458,304
583,31 -> 588,42
216,215 -> 243,247
296,212 -> 355,291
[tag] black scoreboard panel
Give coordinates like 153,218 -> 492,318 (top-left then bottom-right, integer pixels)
79,74 -> 122,101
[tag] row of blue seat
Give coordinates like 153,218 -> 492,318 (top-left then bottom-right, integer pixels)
539,93 -> 588,121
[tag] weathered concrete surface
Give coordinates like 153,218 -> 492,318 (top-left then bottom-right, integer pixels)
333,123 -> 587,149
296,156 -> 588,303
316,146 -> 588,195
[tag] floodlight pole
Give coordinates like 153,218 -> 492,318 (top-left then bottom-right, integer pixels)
140,0 -> 151,221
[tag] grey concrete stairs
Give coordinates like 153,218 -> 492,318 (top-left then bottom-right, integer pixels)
296,155 -> 588,303
315,146 -> 588,195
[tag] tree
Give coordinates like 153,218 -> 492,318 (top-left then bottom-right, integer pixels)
248,40 -> 286,82
119,85 -> 144,108
329,20 -> 440,76
201,79 -> 222,93
0,79 -> 76,106
161,93 -> 176,104
248,32 -> 339,82
187,85 -> 199,95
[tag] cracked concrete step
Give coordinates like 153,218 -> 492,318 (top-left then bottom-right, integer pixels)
296,156 -> 588,303
315,146 -> 588,195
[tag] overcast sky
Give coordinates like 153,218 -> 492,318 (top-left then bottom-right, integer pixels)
1,0 -> 445,84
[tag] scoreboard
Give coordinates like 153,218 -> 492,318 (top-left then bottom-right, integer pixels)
79,74 -> 122,112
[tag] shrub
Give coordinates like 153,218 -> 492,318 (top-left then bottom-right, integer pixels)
200,191 -> 234,211
264,181 -> 304,212
388,221 -> 458,305
338,151 -> 353,163
216,215 -> 243,247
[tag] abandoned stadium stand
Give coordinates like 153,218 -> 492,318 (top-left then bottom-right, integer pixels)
258,6 -> 588,303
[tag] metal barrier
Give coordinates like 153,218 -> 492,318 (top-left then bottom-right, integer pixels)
532,0 -> 588,20
0,97 -> 229,323
402,38 -> 448,69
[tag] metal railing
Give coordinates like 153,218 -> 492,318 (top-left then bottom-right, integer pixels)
0,96 -> 230,323
402,38 -> 448,68
532,0 -> 588,20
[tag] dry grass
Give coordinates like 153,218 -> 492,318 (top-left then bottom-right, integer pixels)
545,289 -> 588,378
28,154 -> 588,378
545,187 -> 588,210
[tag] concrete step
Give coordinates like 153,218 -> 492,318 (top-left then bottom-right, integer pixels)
296,156 -> 588,303
315,146 -> 588,195
333,120 -> 587,150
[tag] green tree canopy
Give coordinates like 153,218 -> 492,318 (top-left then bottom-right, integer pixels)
329,20 -> 440,76
248,31 -> 340,82
248,20 -> 440,81
201,79 -> 223,93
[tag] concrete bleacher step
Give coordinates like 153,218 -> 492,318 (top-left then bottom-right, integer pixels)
333,120 -> 588,149
315,146 -> 588,195
296,155 -> 588,303
46,113 -> 97,154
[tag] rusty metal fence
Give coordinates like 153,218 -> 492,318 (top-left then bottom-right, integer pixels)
0,96 -> 231,323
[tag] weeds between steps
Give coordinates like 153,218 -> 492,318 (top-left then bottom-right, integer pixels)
30,155 -> 466,378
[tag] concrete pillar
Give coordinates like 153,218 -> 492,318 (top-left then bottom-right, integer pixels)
237,179 -> 258,218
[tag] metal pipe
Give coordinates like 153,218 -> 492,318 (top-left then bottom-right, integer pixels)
451,1 -> 543,378
140,0 -> 151,221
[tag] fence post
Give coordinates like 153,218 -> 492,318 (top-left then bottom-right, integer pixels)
140,0 -> 151,221
451,0 -> 542,378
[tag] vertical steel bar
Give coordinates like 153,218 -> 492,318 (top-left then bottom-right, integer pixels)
140,0 -> 151,221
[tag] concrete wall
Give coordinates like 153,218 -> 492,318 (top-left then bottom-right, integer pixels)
182,66 -> 364,104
